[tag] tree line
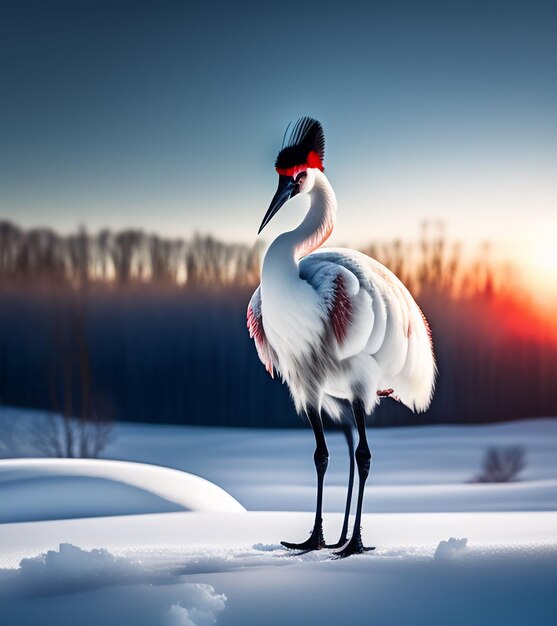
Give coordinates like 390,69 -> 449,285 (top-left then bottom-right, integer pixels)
0,219 -> 555,434
0,220 -> 513,300
0,221 -> 262,288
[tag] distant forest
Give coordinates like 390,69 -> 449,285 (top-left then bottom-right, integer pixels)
0,220 -> 556,428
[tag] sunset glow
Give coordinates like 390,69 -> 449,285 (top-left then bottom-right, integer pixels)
520,228 -> 557,308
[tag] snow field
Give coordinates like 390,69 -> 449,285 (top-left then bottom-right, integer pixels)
105,418 -> 557,513
1,411 -> 556,624
1,511 -> 556,626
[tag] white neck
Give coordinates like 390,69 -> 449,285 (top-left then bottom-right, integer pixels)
263,170 -> 337,278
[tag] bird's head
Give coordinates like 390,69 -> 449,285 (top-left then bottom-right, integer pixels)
258,117 -> 325,234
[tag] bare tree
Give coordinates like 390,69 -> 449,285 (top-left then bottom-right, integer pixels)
472,446 -> 527,483
0,221 -> 23,282
44,293 -> 113,458
112,230 -> 144,284
67,227 -> 91,288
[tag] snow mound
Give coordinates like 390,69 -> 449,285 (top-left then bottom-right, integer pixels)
0,458 -> 245,523
0,543 -> 227,626
18,543 -> 151,594
167,587 -> 227,626
434,537 -> 468,561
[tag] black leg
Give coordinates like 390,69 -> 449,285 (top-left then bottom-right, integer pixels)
325,423 -> 355,548
281,406 -> 328,552
334,399 -> 375,557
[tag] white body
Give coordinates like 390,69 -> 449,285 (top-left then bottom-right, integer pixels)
248,169 -> 436,420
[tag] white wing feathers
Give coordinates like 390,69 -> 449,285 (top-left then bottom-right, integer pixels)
299,248 -> 436,413
247,247 -> 436,415
299,258 -> 373,360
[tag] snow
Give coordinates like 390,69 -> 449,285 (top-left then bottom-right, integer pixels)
0,409 -> 556,625
15,543 -> 151,595
0,458 -> 244,523
0,541 -> 227,626
104,417 -> 557,513
434,536 -> 468,561
0,512 -> 555,625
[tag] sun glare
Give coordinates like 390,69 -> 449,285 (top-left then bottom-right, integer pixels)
525,235 -> 557,305
535,245 -> 557,279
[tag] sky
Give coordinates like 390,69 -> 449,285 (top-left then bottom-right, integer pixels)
1,0 -> 556,284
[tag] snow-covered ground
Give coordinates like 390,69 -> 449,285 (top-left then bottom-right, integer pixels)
102,418 -> 557,513
1,511 -> 556,626
1,410 -> 556,625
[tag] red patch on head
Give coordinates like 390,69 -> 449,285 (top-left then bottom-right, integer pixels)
306,151 -> 323,170
275,151 -> 324,177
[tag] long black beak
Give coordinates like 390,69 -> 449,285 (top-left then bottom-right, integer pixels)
258,175 -> 297,234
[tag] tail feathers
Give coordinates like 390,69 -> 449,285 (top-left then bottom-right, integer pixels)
396,306 -> 437,413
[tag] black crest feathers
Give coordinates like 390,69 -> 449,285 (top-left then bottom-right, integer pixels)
275,117 -> 325,172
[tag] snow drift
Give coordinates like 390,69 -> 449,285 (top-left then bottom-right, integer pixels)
0,458 -> 245,523
0,543 -> 227,626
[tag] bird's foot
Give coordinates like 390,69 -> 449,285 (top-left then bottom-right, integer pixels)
333,532 -> 375,558
281,523 -> 326,552
324,535 -> 348,549
377,388 -> 400,402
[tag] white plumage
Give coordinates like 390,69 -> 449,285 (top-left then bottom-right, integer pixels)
248,168 -> 436,420
247,117 -> 436,556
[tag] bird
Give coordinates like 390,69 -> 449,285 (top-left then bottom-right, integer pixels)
247,117 -> 436,557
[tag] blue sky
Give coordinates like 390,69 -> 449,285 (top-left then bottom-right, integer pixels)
1,0 -> 556,257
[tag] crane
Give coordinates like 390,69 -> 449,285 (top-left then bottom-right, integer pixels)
247,117 -> 436,557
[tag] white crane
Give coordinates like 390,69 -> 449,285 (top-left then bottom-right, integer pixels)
248,117 -> 436,557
